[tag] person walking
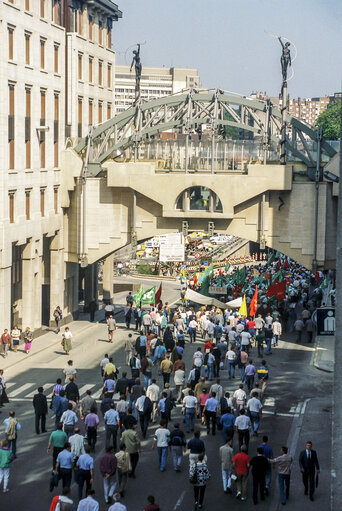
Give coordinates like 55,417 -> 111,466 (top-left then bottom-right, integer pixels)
53,306 -> 63,333
3,410 -> 21,458
270,446 -> 293,506
272,318 -> 282,347
259,435 -> 273,494
99,446 -> 117,505
257,360 -> 269,393
152,419 -> 170,472
220,407 -> 235,444
255,330 -> 265,358
264,326 -> 273,355
65,377 -> 80,403
299,441 -> 320,501
247,392 -> 263,436
84,407 -> 99,452
76,446 -> 94,501
189,452 -> 211,509
245,360 -> 257,391
115,443 -> 131,497
33,386 -> 48,434
60,403 -> 78,437
47,423 -> 68,469
80,390 -> 97,420
187,431 -> 206,468
203,392 -> 219,436
174,367 -> 185,404
182,390 -> 198,433
250,447 -> 269,504
234,409 -> 251,451
124,334 -> 135,365
219,437 -> 234,494
135,391 -> 152,439
146,379 -> 160,423
63,360 -> 77,384
232,445 -> 250,501
0,439 -> 13,493
233,384 -> 247,411
52,390 -> 69,429
107,315 -> 117,343
121,425 -> 141,478
294,318 -> 304,343
56,442 -> 74,489
104,402 -> 120,451
108,493 -> 126,511
77,489 -> 99,511
88,299 -> 97,323
23,327 -> 33,354
143,495 -> 161,511
1,330 -> 11,358
169,422 -> 187,472
160,354 -> 173,385
62,327 -> 73,355
70,428 -> 86,460
226,347 -> 236,379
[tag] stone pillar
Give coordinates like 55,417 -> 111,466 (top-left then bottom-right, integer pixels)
0,252 -> 11,330
21,240 -> 42,331
84,264 -> 95,309
102,254 -> 114,302
50,232 -> 65,324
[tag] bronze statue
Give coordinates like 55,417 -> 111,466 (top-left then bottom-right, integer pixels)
278,37 -> 291,84
130,44 -> 142,93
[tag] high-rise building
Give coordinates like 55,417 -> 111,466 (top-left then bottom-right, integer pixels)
288,96 -> 335,126
0,0 -> 121,330
115,65 -> 201,113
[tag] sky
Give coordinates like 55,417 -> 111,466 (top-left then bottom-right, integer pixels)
113,0 -> 342,99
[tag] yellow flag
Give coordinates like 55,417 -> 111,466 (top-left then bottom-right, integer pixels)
238,294 -> 247,317
254,268 -> 257,277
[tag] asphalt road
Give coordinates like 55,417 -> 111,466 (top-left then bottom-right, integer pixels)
0,278 -> 332,511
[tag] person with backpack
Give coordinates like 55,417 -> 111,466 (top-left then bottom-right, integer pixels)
169,422 -> 187,471
189,452 -> 211,509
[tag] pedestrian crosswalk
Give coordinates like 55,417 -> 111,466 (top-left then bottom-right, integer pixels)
6,381 -> 107,401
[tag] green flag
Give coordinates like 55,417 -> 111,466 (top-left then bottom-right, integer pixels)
225,262 -> 231,272
267,252 -> 276,265
200,276 -> 210,296
133,285 -> 144,305
141,286 -> 156,305
238,266 -> 247,284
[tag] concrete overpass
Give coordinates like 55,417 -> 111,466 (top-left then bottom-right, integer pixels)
60,89 -> 338,303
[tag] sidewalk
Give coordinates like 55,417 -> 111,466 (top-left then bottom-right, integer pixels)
313,334 -> 334,373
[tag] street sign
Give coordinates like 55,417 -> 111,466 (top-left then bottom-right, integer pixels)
194,252 -> 201,259
203,261 -> 208,266
316,307 -> 335,336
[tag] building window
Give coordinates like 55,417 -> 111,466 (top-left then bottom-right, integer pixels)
98,102 -> 102,124
25,33 -> 30,65
89,58 -> 93,83
40,188 -> 45,217
78,53 -> 83,80
107,64 -> 112,88
89,16 -> 93,41
54,94 -> 59,167
40,39 -> 46,69
9,193 -> 15,224
99,61 -> 103,86
40,0 -> 45,18
40,90 -> 46,168
52,0 -> 61,25
88,100 -> 93,125
8,27 -> 14,61
25,190 -> 31,220
54,44 -> 59,73
8,84 -> 15,170
99,21 -> 103,45
78,97 -> 83,137
54,187 -> 58,213
25,0 -> 30,10
25,88 -> 31,169
107,103 -> 111,120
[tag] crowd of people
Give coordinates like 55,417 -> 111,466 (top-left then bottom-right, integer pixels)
0,254 -> 328,510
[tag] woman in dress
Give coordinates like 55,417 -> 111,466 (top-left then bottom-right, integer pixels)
23,327 -> 33,354
189,452 -> 211,509
11,325 -> 21,353
62,327 -> 72,355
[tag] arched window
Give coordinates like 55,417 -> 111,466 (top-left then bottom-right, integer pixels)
175,186 -> 222,213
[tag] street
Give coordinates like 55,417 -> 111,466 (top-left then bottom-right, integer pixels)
0,277 -> 332,511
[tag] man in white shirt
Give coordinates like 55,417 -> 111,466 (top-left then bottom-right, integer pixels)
226,348 -> 237,379
188,318 -> 197,343
272,319 -> 282,347
182,391 -> 198,433
152,419 -> 170,471
209,378 -> 224,402
234,409 -> 252,451
63,360 -> 77,384
100,355 -> 109,377
247,392 -> 263,436
77,489 -> 99,511
174,368 -> 185,403
69,428 -> 85,460
146,379 -> 160,423
233,384 -> 247,411
193,348 -> 203,368
108,493 -> 127,511
200,315 -> 209,339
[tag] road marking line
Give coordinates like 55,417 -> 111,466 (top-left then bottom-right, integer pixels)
26,383 -> 55,398
174,490 -> 186,510
9,383 -> 36,397
78,384 -> 94,396
92,387 -> 104,399
263,397 -> 275,407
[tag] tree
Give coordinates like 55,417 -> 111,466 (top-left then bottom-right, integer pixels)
315,101 -> 341,140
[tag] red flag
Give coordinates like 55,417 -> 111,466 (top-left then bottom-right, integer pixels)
283,257 -> 290,269
249,287 -> 258,316
266,280 -> 286,301
154,283 -> 162,305
277,257 -> 281,269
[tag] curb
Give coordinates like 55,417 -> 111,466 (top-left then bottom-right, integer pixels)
130,274 -> 177,281
313,339 -> 334,373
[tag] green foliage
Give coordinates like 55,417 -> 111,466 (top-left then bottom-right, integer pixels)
315,101 -> 341,140
137,263 -> 153,275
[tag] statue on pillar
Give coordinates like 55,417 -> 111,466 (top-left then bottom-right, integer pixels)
278,37 -> 291,85
130,44 -> 142,95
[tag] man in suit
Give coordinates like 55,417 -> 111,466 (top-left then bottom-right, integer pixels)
299,441 -> 320,501
33,386 -> 48,434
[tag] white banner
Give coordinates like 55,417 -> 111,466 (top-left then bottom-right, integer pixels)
184,288 -> 227,308
209,286 -> 228,295
159,244 -> 185,262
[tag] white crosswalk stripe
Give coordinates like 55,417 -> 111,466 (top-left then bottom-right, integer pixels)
78,384 -> 94,397
9,383 -> 36,397
92,387 -> 104,399
26,383 -> 56,399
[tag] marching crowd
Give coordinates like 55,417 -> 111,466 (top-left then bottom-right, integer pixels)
0,272 -> 323,510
